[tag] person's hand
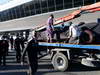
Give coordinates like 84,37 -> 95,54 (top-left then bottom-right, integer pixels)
21,61 -> 24,65
67,36 -> 70,39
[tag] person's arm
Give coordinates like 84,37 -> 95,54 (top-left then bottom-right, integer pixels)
52,18 -> 55,31
21,41 -> 29,65
68,26 -> 72,38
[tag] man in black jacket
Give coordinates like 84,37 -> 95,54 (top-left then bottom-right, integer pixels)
15,36 -> 21,63
0,36 -> 9,66
21,30 -> 38,75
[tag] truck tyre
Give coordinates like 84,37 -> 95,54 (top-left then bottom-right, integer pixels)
84,30 -> 93,43
52,53 -> 69,71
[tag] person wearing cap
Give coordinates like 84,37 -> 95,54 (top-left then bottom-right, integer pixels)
46,14 -> 54,42
68,22 -> 83,44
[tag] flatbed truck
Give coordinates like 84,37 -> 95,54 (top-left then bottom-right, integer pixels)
32,2 -> 100,72
36,42 -> 100,71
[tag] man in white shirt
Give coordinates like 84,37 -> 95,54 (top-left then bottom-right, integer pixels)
68,22 -> 81,44
21,30 -> 38,75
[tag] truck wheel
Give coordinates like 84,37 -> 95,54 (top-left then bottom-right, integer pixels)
84,30 -> 93,43
52,53 -> 69,71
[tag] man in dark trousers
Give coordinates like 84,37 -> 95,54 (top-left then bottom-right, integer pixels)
15,36 -> 21,63
21,30 -> 38,75
10,36 -> 14,50
0,35 -> 9,66
20,36 -> 25,52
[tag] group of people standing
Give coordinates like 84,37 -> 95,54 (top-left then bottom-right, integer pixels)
0,35 -> 25,66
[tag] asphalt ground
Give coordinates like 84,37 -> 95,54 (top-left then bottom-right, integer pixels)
36,55 -> 100,75
0,50 -> 100,75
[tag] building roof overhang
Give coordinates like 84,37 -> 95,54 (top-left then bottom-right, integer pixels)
0,0 -> 32,12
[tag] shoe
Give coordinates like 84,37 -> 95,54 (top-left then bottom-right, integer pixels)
21,62 -> 24,65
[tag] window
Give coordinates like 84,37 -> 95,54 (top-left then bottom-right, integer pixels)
0,13 -> 1,21
19,5 -> 25,18
34,0 -> 41,14
41,0 -> 48,13
8,9 -> 13,20
55,0 -> 63,10
0,12 -> 4,21
64,0 -> 72,9
4,11 -> 7,21
6,10 -> 10,20
14,7 -> 20,18
84,0 -> 95,5
24,3 -> 31,17
29,2 -> 36,15
11,8 -> 16,19
2,10 -> 10,21
48,0 -> 55,12
74,0 -> 83,7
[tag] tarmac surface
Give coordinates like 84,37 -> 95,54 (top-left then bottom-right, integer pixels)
0,49 -> 100,75
0,50 -> 28,75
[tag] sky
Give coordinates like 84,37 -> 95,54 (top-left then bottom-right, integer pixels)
0,0 -> 12,5
0,0 -> 32,11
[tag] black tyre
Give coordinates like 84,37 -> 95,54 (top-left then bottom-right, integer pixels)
52,53 -> 69,71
